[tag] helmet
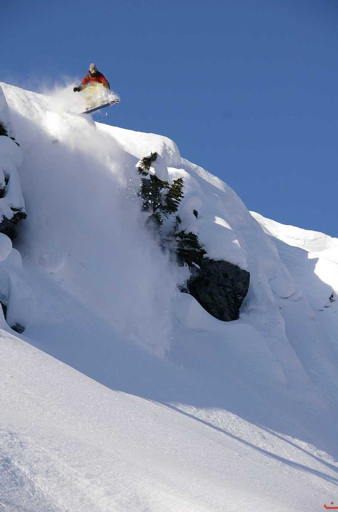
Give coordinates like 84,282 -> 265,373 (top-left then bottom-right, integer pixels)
89,63 -> 97,74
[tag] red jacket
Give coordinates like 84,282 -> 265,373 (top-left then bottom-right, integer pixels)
78,71 -> 110,90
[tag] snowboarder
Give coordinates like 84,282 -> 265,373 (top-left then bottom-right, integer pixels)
73,63 -> 110,92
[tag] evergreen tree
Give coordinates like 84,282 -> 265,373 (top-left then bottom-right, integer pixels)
163,177 -> 184,217
171,217 -> 207,267
138,152 -> 158,171
137,152 -> 206,266
138,152 -> 166,227
138,153 -> 184,227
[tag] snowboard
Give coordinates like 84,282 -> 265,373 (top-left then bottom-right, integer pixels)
80,83 -> 120,115
81,98 -> 120,115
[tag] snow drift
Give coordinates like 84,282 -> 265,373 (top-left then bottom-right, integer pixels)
0,82 -> 338,512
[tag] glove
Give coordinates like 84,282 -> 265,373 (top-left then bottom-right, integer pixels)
73,87 -> 80,92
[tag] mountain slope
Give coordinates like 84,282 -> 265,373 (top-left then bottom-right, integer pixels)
0,82 -> 338,512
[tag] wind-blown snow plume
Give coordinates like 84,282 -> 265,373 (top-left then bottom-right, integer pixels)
0,82 -> 185,355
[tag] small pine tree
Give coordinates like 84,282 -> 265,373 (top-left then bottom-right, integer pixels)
175,231 -> 207,267
138,152 -> 167,227
163,177 -> 184,216
137,153 -> 184,227
165,216 -> 207,267
138,152 -> 158,171
139,173 -> 167,214
137,152 -> 206,266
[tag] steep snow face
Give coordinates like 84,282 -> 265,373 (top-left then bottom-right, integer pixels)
0,91 -> 26,230
1,82 -> 338,512
252,211 -> 338,401
0,83 -> 187,356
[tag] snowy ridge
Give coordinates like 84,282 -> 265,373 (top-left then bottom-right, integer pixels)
252,211 -> 338,263
0,82 -> 338,511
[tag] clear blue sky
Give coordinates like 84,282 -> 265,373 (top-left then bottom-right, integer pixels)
3,0 -> 338,236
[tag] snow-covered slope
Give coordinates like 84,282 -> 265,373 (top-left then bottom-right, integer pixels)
1,82 -> 338,512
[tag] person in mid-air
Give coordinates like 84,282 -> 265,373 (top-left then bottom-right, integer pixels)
73,63 -> 110,92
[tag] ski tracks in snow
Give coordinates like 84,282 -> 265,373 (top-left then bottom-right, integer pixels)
0,439 -> 63,512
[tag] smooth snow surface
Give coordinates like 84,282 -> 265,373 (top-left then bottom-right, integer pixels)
0,82 -> 338,512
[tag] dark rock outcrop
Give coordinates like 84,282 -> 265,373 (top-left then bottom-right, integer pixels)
186,258 -> 250,321
11,323 -> 25,334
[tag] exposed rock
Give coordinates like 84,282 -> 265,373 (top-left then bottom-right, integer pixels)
11,323 -> 25,334
136,151 -> 250,322
186,258 -> 250,321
